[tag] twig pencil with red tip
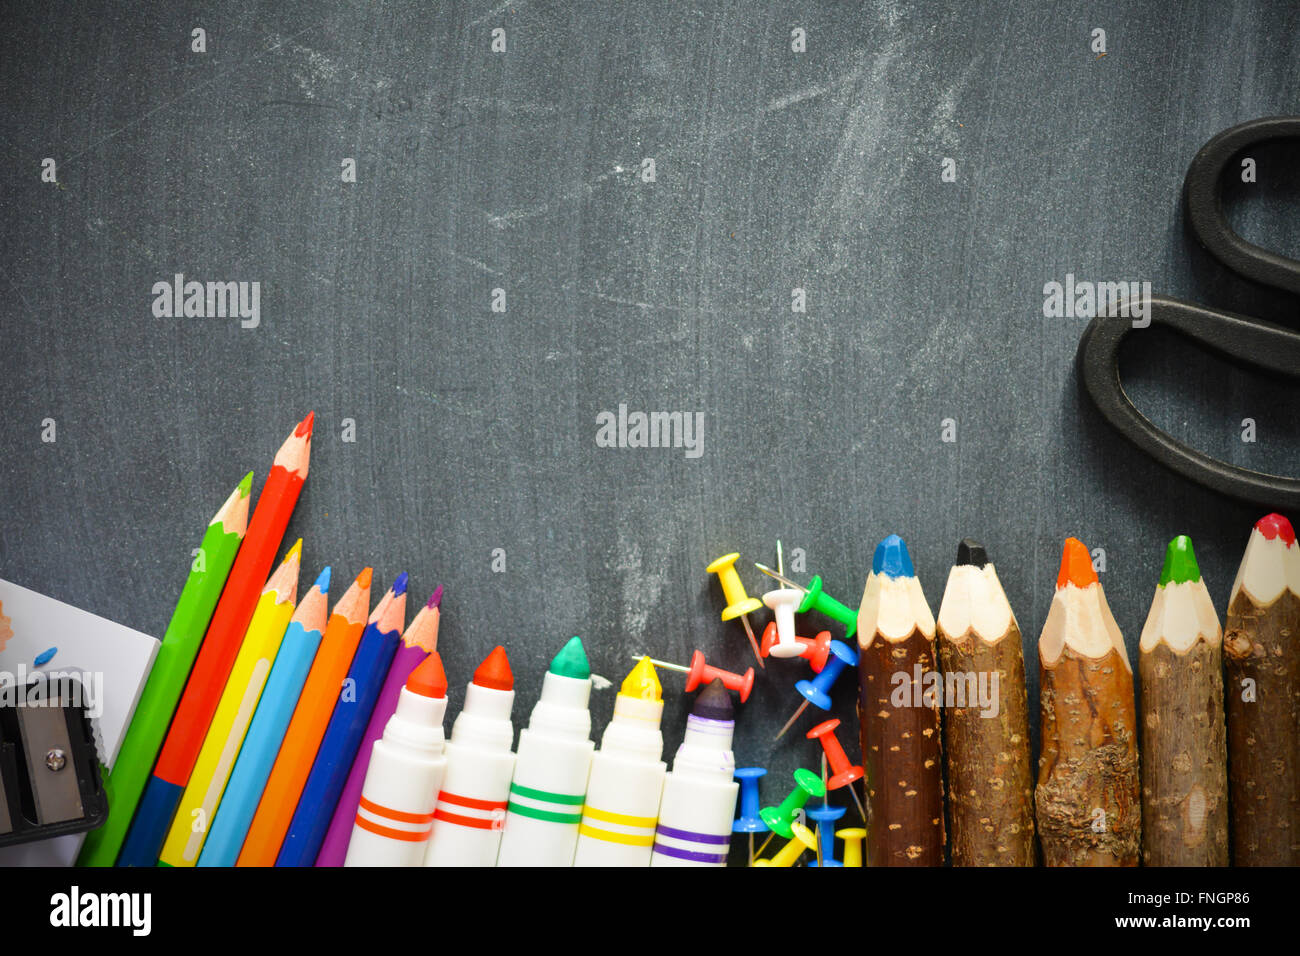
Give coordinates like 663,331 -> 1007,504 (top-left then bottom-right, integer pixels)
706,554 -> 765,668
936,539 -> 1034,866
345,652 -> 449,867
857,533 -> 945,866
1139,535 -> 1227,866
1224,514 -> 1300,865
1036,537 -> 1140,866
424,646 -> 517,867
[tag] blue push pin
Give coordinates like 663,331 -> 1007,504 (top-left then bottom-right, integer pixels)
806,802 -> 846,867
733,768 -> 768,833
774,639 -> 859,741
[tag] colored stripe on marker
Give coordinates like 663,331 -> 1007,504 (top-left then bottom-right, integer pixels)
577,823 -> 655,847
651,842 -> 728,864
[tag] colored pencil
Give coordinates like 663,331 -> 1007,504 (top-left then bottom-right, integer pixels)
236,568 -> 372,866
276,574 -> 408,866
1035,537 -> 1140,866
316,585 -> 440,866
1138,535 -> 1227,866
856,534 -> 945,866
76,474 -> 252,867
198,564 -> 332,867
159,540 -> 304,866
935,539 -> 1034,866
119,413 -> 312,866
1224,513 -> 1300,865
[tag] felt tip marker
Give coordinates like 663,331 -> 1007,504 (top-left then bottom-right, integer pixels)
497,637 -> 597,866
573,657 -> 667,867
651,678 -> 740,867
423,646 -> 517,867
345,652 -> 449,866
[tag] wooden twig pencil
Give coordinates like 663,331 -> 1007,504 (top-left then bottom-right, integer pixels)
1224,513 -> 1300,865
936,539 -> 1034,866
856,534 -> 945,866
1035,537 -> 1140,866
1138,535 -> 1228,866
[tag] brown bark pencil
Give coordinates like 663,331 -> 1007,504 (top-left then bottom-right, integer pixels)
1223,513 -> 1300,865
936,539 -> 1034,866
856,533 -> 945,866
1138,535 -> 1228,866
1035,537 -> 1140,866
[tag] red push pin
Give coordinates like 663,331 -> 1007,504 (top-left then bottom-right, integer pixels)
630,651 -> 754,703
807,718 -> 867,821
761,624 -> 832,673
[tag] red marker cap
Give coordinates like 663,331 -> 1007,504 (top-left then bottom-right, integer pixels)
407,651 -> 447,699
473,645 -> 513,691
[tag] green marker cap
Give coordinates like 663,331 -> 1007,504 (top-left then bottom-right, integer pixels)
550,636 -> 590,679
1159,535 -> 1201,587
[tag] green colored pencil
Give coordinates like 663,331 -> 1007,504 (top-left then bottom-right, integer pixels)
76,472 -> 253,867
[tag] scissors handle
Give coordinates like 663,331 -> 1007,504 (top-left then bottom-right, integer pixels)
1184,116 -> 1300,297
1078,296 -> 1300,509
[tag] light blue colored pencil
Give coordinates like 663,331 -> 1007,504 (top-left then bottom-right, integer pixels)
197,566 -> 331,866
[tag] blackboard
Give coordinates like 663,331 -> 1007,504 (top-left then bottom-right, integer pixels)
2,1 -> 1298,865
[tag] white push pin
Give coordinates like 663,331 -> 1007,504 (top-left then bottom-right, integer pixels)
762,589 -> 806,658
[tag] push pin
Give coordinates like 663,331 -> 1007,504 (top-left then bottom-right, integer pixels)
752,822 -> 817,868
836,827 -> 866,867
773,639 -> 859,741
754,565 -> 858,637
630,651 -> 754,703
761,623 -> 831,672
807,717 -> 867,821
759,768 -> 826,839
734,767 -> 767,865
761,588 -> 805,658
806,803 -> 846,867
706,553 -> 765,668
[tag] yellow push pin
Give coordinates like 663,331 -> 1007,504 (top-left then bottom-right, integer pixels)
706,553 -> 765,668
753,821 -> 817,867
837,827 -> 867,867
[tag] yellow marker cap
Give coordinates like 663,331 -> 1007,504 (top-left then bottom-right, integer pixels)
619,656 -> 662,701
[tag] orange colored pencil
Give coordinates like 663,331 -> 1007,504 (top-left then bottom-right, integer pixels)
237,567 -> 372,866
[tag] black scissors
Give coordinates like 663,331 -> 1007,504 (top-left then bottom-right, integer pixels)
1077,116 -> 1300,510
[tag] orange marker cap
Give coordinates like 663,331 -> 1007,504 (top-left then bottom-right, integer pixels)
1056,537 -> 1098,589
473,645 -> 513,691
407,651 -> 447,699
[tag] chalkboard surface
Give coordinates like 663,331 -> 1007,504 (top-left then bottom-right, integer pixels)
2,1 -> 1298,865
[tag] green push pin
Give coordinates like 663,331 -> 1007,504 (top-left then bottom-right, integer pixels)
759,768 -> 826,839
754,565 -> 857,638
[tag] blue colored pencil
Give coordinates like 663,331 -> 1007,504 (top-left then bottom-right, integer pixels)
197,566 -> 331,867
274,573 -> 408,866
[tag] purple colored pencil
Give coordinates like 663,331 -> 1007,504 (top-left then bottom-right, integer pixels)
314,585 -> 443,866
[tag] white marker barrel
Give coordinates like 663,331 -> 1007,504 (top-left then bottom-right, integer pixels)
651,712 -> 738,867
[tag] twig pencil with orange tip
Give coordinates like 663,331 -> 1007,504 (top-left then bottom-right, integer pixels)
857,534 -> 945,866
1138,535 -> 1227,866
119,413 -> 313,867
1036,537 -> 1140,866
1224,514 -> 1300,865
936,539 -> 1034,866
236,568 -> 372,866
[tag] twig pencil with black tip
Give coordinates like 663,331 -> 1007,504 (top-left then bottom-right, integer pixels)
1224,514 -> 1300,865
857,534 -> 945,866
936,539 -> 1034,866
1138,535 -> 1227,866
1036,537 -> 1140,866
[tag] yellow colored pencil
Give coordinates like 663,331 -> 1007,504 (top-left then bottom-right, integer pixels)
158,539 -> 303,866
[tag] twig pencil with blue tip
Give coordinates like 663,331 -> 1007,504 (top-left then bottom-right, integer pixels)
318,585 -> 441,867
197,564 -> 331,867
650,678 -> 739,867
573,657 -> 667,867
345,652 -> 448,866
277,573 -> 408,866
159,540 -> 304,866
77,474 -> 252,868
857,534 -> 944,866
1036,537 -> 1139,866
119,414 -> 312,867
1139,535 -> 1227,866
497,637 -> 596,866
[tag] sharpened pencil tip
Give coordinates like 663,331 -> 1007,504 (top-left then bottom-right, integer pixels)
872,534 -> 914,578
284,538 -> 303,563
427,585 -> 443,609
391,571 -> 409,597
956,538 -> 988,568
1056,537 -> 1098,588
1256,513 -> 1296,547
295,411 -> 315,437
355,566 -> 373,589
313,565 -> 332,593
238,471 -> 254,496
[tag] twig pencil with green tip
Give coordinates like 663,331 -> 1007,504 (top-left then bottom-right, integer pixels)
77,474 -> 253,867
1138,535 -> 1228,866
